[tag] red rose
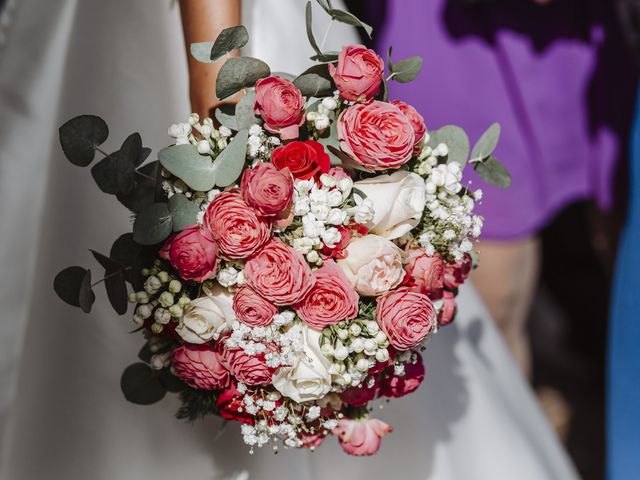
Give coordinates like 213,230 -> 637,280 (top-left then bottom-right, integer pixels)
294,260 -> 359,329
161,225 -> 219,282
438,290 -> 457,326
380,352 -> 425,398
244,239 -> 315,305
340,377 -> 379,406
233,285 -> 278,327
338,101 -> 414,171
220,344 -> 274,386
329,44 -> 384,102
443,254 -> 473,290
391,100 -> 427,149
254,75 -> 304,140
271,140 -> 330,181
216,381 -> 254,425
172,345 -> 230,390
203,190 -> 271,260
404,249 -> 444,298
241,162 -> 293,218
376,288 -> 436,350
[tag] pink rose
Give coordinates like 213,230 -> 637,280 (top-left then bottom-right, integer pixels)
443,254 -> 473,290
338,101 -> 414,171
376,288 -> 436,350
241,162 -> 293,218
332,418 -> 393,456
254,75 -> 304,140
172,345 -> 230,390
161,225 -> 219,282
244,239 -> 315,305
405,249 -> 444,297
329,44 -> 384,102
438,290 -> 457,326
216,380 -> 254,424
220,344 -> 274,386
203,190 -> 271,260
233,285 -> 278,327
391,100 -> 427,148
340,377 -> 379,406
294,260 -> 359,329
380,352 -> 425,398
328,166 -> 350,182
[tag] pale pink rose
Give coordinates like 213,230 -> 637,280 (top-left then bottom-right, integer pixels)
294,260 -> 359,329
254,75 -> 304,140
203,190 -> 271,260
391,100 -> 427,148
301,433 -> 326,449
162,225 -> 219,282
443,254 -> 473,289
380,352 -> 425,398
241,162 -> 293,218
337,235 -> 405,296
244,239 -> 315,305
338,101 -> 414,171
220,343 -> 274,386
438,290 -> 457,326
405,249 -> 444,297
376,288 -> 436,350
332,418 -> 393,456
172,345 -> 230,390
328,166 -> 350,181
340,377 -> 379,406
329,44 -> 384,102
232,285 -> 277,327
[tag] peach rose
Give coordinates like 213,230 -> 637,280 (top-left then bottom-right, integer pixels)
332,418 -> 393,456
376,288 -> 436,350
162,225 -> 219,282
329,44 -> 384,102
337,235 -> 405,296
391,100 -> 427,147
294,260 -> 359,329
220,344 -> 274,386
203,190 -> 271,260
338,101 -> 414,171
244,239 -> 315,305
405,249 -> 444,297
232,285 -> 277,327
172,345 -> 230,390
241,162 -> 293,218
254,75 -> 304,140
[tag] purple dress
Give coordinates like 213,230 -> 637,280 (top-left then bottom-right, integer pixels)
372,0 -> 636,239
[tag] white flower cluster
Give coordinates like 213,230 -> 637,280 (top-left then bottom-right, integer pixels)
390,350 -> 421,378
321,318 -> 390,389
414,143 -> 484,260
306,95 -> 340,133
247,124 -> 281,160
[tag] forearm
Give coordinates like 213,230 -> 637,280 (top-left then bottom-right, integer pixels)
179,0 -> 242,118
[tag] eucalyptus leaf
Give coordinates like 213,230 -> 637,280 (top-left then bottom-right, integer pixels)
119,133 -> 148,168
138,344 -> 153,363
216,57 -> 270,100
315,0 -> 333,12
310,51 -> 339,63
306,1 -> 322,56
104,269 -> 128,315
159,144 -> 217,192
53,266 -> 95,313
190,25 -> 249,64
110,233 -> 141,266
133,203 -> 173,246
90,151 -> 136,195
327,145 -> 353,166
235,90 -> 261,130
159,369 -> 186,393
116,161 -> 159,213
59,115 -> 109,167
327,8 -> 373,37
168,193 -> 200,231
212,129 -> 249,187
272,72 -> 296,81
90,249 -> 121,270
317,121 -> 341,165
294,64 -> 334,97
474,156 -> 511,188
470,123 -> 501,163
120,363 -> 167,405
428,125 -> 470,167
390,56 -> 423,83
214,104 -> 239,131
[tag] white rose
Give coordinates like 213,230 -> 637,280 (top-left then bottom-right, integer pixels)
175,284 -> 234,344
354,171 -> 426,240
272,324 -> 332,403
337,234 -> 405,296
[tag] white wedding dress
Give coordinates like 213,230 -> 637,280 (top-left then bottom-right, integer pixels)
0,1 -> 579,479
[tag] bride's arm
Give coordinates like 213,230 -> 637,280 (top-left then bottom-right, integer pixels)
179,0 -> 241,118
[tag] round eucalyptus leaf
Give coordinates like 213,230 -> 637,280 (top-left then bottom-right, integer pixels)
159,144 -> 218,192
138,343 -> 153,363
190,26 -> 249,64
390,56 -> 423,83
428,125 -> 470,167
78,268 -> 95,313
168,193 -> 200,231
215,105 -> 239,131
474,156 -> 512,188
59,115 -> 109,167
294,64 -> 334,97
133,203 -> 173,246
90,152 -> 136,195
216,57 -> 271,100
119,132 -> 147,167
213,129 -> 249,187
90,249 -> 121,270
104,268 -> 128,315
235,90 -> 261,130
120,363 -> 167,405
328,8 -> 373,37
159,369 -> 186,393
317,121 -> 342,165
470,123 -> 501,163
54,266 -> 94,312
110,233 -> 141,267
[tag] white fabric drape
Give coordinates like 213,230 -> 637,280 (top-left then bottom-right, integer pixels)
0,1 -> 579,479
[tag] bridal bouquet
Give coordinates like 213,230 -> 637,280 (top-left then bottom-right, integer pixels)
54,1 -> 509,456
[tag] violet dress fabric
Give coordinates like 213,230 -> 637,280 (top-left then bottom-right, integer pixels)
371,0 -> 636,240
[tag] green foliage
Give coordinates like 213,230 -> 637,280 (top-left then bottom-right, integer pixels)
176,388 -> 219,422
89,250 -> 128,315
159,144 -> 218,192
90,132 -> 146,195
59,115 -> 109,167
116,160 -> 160,213
53,266 -> 95,313
212,129 -> 249,187
234,90 -> 261,130
294,64 -> 335,97
216,57 -> 270,100
327,8 -> 373,38
120,363 -> 167,405
317,120 -> 342,165
473,156 -> 512,188
190,25 -> 249,63
168,193 -> 199,231
133,202 -> 173,246
215,104 -> 238,131
470,122 -> 501,163
305,2 -> 339,62
428,125 -> 470,167
387,47 -> 423,84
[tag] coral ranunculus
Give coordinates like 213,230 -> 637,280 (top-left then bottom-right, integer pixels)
332,418 -> 393,456
329,44 -> 384,102
391,100 -> 427,147
232,285 -> 278,327
376,288 -> 436,350
241,162 -> 293,218
203,190 -> 271,260
220,344 -> 274,386
162,225 -> 219,282
254,75 -> 304,140
172,345 -> 230,391
405,249 -> 445,297
270,140 -> 331,181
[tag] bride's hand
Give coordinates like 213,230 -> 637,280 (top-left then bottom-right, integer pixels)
179,0 -> 242,119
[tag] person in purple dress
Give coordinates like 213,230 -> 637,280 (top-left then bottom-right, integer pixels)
355,0 -> 636,375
